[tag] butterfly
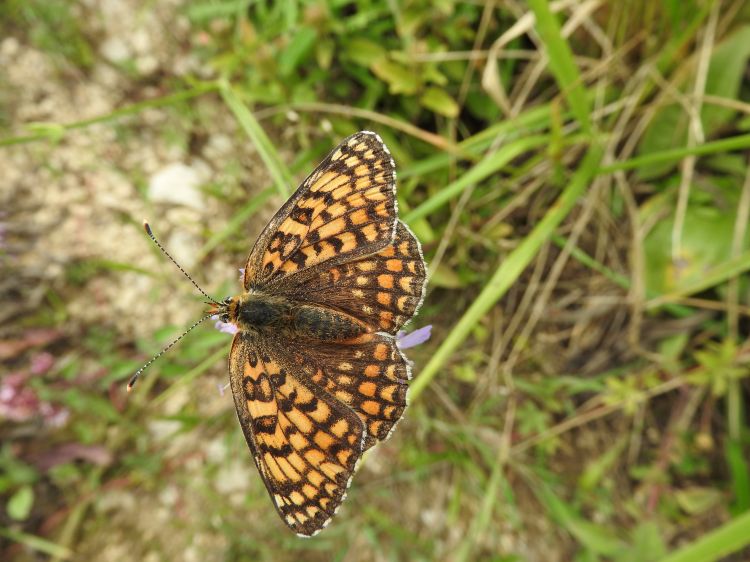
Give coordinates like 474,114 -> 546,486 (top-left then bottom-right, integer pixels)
210,131 -> 427,536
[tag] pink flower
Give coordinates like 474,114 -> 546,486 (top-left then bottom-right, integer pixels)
0,373 -> 39,422
30,352 -> 55,375
0,372 -> 69,427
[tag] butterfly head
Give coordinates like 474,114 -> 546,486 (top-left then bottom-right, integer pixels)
209,295 -> 240,324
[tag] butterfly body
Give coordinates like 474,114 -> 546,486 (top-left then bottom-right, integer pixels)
221,293 -> 372,342
220,131 -> 426,537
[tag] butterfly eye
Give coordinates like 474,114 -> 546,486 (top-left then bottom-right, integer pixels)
223,296 -> 232,305
221,313 -> 230,323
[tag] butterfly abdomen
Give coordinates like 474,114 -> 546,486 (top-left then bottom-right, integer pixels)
234,293 -> 368,342
292,305 -> 370,341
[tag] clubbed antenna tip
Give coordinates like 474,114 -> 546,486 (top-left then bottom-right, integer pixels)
141,220 -> 219,305
126,312 -> 215,393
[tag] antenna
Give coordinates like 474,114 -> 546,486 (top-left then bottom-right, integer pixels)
127,313 -> 215,392
142,220 -> 219,304
128,221 -> 223,392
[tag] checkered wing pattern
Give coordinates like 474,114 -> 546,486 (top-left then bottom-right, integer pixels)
299,333 -> 411,451
243,131 -> 397,290
229,332 -> 366,537
281,221 -> 426,335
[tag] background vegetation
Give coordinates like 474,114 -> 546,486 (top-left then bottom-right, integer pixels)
2,0 -> 750,560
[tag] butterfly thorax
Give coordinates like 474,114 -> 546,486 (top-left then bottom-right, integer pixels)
227,292 -> 371,341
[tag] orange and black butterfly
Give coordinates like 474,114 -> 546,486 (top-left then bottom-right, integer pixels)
133,131 -> 427,536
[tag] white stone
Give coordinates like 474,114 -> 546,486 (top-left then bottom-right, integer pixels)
165,229 -> 202,270
205,437 -> 228,463
159,485 -> 179,506
147,419 -> 182,441
100,37 -> 131,63
214,460 -> 250,496
136,55 -> 159,75
148,162 -> 205,209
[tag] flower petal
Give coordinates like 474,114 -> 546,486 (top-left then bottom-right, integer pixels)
397,325 -> 432,349
214,320 -> 238,335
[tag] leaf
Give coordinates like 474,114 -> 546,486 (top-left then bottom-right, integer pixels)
429,263 -> 463,288
616,521 -> 667,562
536,482 -> 624,556
656,510 -> 750,562
8,485 -> 34,520
675,487 -> 723,515
637,25 -> 750,178
278,26 -> 317,76
371,59 -> 420,95
419,87 -> 459,118
657,332 -> 690,373
642,183 -> 750,297
701,25 -> 750,134
316,37 -> 334,70
344,37 -> 387,67
0,329 -> 64,360
579,436 -> 628,491
30,443 -> 113,471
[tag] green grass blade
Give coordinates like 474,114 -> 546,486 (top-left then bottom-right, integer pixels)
150,347 -> 228,408
0,82 -> 219,147
400,103 -> 555,180
550,234 -> 695,317
219,83 -> 294,198
453,451 -> 506,562
403,134 -> 552,223
411,143 -> 604,399
599,134 -> 750,174
0,527 -> 73,559
726,439 -> 750,512
527,0 -> 591,134
657,510 -> 750,562
534,481 -> 624,555
194,186 -> 276,262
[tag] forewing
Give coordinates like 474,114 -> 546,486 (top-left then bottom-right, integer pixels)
243,131 -> 397,290
229,332 -> 366,536
281,221 -> 427,335
298,333 -> 411,451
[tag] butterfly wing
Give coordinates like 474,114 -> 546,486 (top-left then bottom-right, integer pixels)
298,332 -> 411,451
229,332 -> 366,537
279,220 -> 427,335
243,131 -> 397,290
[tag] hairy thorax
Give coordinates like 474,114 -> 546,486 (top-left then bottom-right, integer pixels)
227,292 -> 371,341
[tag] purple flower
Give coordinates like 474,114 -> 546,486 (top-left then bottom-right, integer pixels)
397,325 -> 432,349
214,319 -> 239,335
